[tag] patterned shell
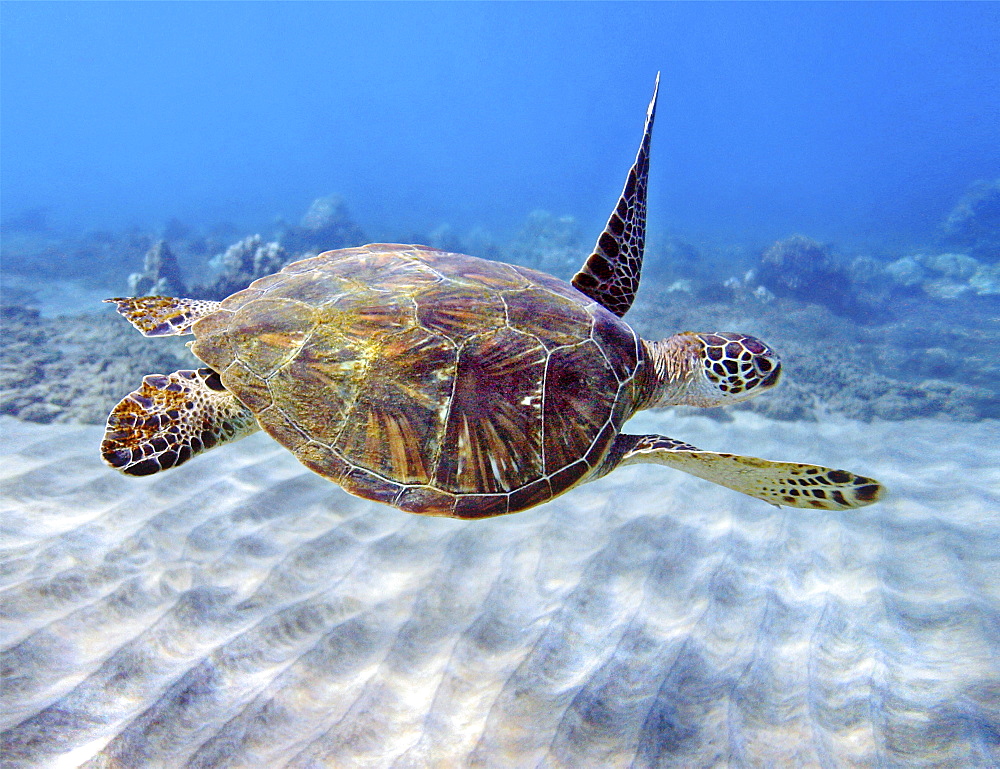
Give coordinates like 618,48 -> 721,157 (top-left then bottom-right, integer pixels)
190,244 -> 643,518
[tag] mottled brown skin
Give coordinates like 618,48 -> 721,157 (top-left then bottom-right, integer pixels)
191,244 -> 644,519
101,368 -> 257,475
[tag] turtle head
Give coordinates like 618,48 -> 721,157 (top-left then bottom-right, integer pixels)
641,332 -> 782,408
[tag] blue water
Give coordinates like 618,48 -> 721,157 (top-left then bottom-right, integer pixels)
3,5 -> 1000,766
3,1 -> 999,248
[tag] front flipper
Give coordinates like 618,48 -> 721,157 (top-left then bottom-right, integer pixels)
607,433 -> 885,510
572,73 -> 659,317
105,296 -> 223,336
102,368 -> 260,476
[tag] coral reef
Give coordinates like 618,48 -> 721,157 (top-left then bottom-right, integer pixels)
280,195 -> 367,255
3,243 -> 998,427
940,178 -> 1000,262
627,287 -> 1000,422
127,240 -> 187,296
193,235 -> 288,300
505,210 -> 583,277
884,252 -> 1000,299
2,193 -> 997,429
755,235 -> 856,315
731,236 -> 1000,322
0,304 -> 196,424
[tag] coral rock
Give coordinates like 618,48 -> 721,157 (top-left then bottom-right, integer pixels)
884,256 -> 927,287
918,252 -> 979,280
941,178 -> 1000,262
282,195 -> 367,254
127,240 -> 187,296
506,210 -> 583,276
195,235 -> 288,300
887,251 -> 1000,298
756,235 -> 857,316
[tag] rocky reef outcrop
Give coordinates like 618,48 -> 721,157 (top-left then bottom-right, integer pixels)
3,186 -> 998,429
0,304 -> 196,424
127,240 -> 187,296
193,235 -> 289,300
506,210 -> 584,277
940,178 -> 1000,262
884,251 -> 1000,299
719,230 -> 999,324
754,235 -> 858,314
279,195 -> 367,255
626,285 -> 1000,423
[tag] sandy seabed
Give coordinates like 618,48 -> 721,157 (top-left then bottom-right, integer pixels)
1,410 -> 998,768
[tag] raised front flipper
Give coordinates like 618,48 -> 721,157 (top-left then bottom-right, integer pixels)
102,368 -> 260,476
607,433 -> 885,510
105,296 -> 223,336
572,73 -> 659,317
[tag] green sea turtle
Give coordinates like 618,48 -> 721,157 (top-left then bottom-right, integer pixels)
102,75 -> 884,517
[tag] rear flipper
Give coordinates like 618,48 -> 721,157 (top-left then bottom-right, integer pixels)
607,433 -> 885,510
102,368 -> 260,476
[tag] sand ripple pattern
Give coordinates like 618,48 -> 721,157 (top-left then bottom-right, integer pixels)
1,412 -> 998,767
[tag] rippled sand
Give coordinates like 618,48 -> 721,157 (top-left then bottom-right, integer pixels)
2,411 -> 998,767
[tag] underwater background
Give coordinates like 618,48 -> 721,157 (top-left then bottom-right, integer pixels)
2,2 -> 999,767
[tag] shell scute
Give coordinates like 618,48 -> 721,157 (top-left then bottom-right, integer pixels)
420,251 -> 530,291
543,340 -> 620,476
336,327 -> 456,485
265,270 -> 351,306
340,465 -> 405,507
191,310 -> 236,371
247,272 -> 292,293
294,440 -> 351,483
314,249 -> 440,291
229,372 -> 272,412
416,283 -> 506,341
260,411 -> 310,455
454,494 -> 509,520
512,264 -> 589,301
434,327 -> 546,494
318,291 -> 414,343
228,298 -> 316,379
280,254 -> 336,275
547,459 -> 591,495
508,477 -> 553,513
590,307 -> 639,383
504,287 -> 593,350
220,288 -> 264,314
396,486 -> 458,517
269,333 -> 355,408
